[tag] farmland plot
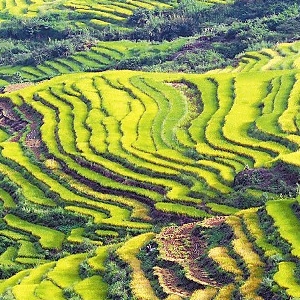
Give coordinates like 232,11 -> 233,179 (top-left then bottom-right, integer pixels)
0,0 -> 231,22
0,38 -> 300,299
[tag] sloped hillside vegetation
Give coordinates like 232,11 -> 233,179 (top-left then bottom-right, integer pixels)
0,0 -> 300,299
1,0 -> 300,85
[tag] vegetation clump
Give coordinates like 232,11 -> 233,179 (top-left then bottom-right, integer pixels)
234,162 -> 300,196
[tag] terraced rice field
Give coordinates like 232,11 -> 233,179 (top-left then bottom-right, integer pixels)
1,35 -> 300,298
0,0 -> 232,23
0,39 -> 188,84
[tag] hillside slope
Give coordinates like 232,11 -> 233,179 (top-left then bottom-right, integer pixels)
0,39 -> 299,298
1,0 -> 300,299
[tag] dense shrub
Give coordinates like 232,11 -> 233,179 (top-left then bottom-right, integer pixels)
0,11 -> 97,67
137,242 -> 167,298
257,208 -> 292,255
233,162 -> 300,196
0,237 -> 15,254
0,12 -> 87,40
144,48 -> 227,73
0,264 -> 24,279
103,250 -> 133,300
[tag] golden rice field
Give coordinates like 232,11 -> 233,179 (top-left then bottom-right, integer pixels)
0,39 -> 299,299
0,0 -> 232,25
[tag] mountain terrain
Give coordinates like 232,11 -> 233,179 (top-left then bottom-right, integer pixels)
0,0 -> 300,299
